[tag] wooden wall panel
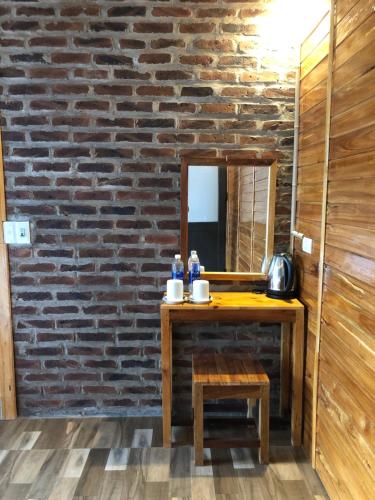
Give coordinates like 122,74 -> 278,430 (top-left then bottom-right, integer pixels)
237,167 -> 254,272
297,0 -> 375,496
0,131 -> 17,419
295,8 -> 331,459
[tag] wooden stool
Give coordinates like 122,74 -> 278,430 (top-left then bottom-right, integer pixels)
192,353 -> 270,466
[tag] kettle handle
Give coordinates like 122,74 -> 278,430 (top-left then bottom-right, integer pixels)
284,255 -> 293,292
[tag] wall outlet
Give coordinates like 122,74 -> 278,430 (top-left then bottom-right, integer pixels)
3,221 -> 31,244
302,236 -> 313,254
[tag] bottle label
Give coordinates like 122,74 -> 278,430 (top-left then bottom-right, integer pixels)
172,271 -> 184,280
189,262 -> 200,284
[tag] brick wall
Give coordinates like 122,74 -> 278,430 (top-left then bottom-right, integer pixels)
0,0 -> 296,416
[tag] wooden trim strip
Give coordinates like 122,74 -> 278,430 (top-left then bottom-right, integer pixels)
180,156 -> 275,166
200,271 -> 266,282
180,157 -> 189,267
265,162 -> 277,265
311,0 -> 336,467
0,130 -> 17,419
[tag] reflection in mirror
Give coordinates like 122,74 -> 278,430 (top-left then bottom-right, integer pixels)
185,161 -> 276,274
188,166 -> 227,271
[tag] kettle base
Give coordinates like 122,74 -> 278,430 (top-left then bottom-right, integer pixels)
266,290 -> 297,300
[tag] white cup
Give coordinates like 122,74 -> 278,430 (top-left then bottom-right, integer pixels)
166,279 -> 183,302
192,279 -> 209,301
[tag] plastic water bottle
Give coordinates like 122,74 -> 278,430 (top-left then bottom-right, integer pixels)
188,250 -> 200,293
171,254 -> 184,281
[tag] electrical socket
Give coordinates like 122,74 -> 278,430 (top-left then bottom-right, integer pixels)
3,221 -> 31,244
302,236 -> 313,254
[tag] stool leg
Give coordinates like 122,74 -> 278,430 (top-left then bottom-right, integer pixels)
194,383 -> 204,466
247,398 -> 256,418
259,384 -> 270,464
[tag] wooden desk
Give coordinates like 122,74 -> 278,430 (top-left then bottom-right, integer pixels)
160,292 -> 304,448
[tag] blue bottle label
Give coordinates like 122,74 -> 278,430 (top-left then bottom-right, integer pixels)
172,270 -> 184,280
189,263 -> 200,284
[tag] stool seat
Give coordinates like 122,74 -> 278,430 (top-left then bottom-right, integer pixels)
193,353 -> 269,386
192,353 -> 270,466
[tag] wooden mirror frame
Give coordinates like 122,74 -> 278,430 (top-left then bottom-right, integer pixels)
180,156 -> 278,281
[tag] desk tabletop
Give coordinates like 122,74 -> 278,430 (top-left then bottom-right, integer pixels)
161,292 -> 304,311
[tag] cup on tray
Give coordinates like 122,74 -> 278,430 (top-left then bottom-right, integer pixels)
166,279 -> 184,302
192,279 -> 210,302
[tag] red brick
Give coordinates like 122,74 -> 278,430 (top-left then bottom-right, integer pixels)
201,103 -> 236,113
136,86 -> 174,96
95,84 -> 132,96
16,6 -> 54,16
114,69 -> 151,80
157,133 -> 194,144
221,86 -> 257,97
73,132 -> 111,143
200,70 -> 236,82
51,52 -> 91,64
74,37 -> 112,48
2,21 -> 40,31
75,101 -> 110,111
94,54 -> 132,66
194,39 -> 234,51
89,22 -> 127,32
52,84 -> 89,94
46,22 -> 84,31
61,6 -> 100,16
120,39 -> 146,49
0,38 -> 24,47
139,53 -> 171,64
180,55 -> 214,66
75,68 -> 108,79
180,23 -> 214,33
240,71 -> 279,83
151,38 -> 185,49
180,119 -> 215,130
197,8 -> 236,17
152,7 -> 191,17
29,68 -> 68,79
30,100 -> 68,110
181,86 -> 213,97
222,24 -> 257,35
144,234 -> 178,245
199,133 -> 235,143
156,70 -> 192,80
9,84 -> 46,95
133,22 -> 173,33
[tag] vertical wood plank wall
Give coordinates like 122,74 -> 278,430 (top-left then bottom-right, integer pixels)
297,0 -> 375,497
295,8 -> 331,460
316,0 -> 375,497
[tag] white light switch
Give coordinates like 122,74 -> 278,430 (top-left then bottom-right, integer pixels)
302,236 -> 313,254
3,221 -> 31,244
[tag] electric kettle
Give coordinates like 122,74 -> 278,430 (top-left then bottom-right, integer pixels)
266,253 -> 297,299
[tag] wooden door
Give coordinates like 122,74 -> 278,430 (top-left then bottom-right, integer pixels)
0,131 -> 17,419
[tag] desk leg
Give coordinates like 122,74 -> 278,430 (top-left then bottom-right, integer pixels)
280,322 -> 291,416
291,308 -> 304,446
161,309 -> 172,448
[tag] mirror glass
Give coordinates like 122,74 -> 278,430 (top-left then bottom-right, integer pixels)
187,164 -> 275,273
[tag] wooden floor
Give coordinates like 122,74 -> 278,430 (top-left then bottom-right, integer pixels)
0,416 -> 327,499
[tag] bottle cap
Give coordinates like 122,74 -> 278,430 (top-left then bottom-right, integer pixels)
174,254 -> 181,259
191,250 -> 197,256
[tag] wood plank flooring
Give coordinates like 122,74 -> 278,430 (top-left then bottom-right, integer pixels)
0,417 -> 327,499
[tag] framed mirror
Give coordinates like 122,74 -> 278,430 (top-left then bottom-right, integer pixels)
180,156 -> 278,281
